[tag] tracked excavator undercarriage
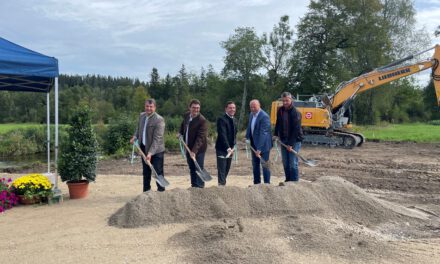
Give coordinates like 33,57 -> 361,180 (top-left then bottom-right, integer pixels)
302,128 -> 364,149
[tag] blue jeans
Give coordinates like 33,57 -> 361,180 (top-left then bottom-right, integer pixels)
251,150 -> 271,184
186,152 -> 206,188
281,142 -> 301,181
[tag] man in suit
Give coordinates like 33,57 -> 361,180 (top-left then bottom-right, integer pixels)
130,98 -> 166,192
274,92 -> 303,182
215,101 -> 237,186
246,99 -> 273,184
179,99 -> 208,188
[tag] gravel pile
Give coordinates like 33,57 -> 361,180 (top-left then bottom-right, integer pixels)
109,176 -> 427,228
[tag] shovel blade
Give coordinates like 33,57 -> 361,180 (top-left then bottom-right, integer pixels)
196,169 -> 212,182
155,174 -> 170,187
260,159 -> 271,170
303,159 -> 318,167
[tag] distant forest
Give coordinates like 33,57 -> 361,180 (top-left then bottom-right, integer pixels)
1,0 -> 439,129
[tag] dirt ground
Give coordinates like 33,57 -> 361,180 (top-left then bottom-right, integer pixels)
1,141 -> 440,263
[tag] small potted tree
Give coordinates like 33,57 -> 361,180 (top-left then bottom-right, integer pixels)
58,107 -> 98,199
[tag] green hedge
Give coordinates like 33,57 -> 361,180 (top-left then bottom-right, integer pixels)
0,126 -> 67,156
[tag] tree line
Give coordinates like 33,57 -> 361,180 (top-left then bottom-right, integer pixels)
1,0 -> 439,129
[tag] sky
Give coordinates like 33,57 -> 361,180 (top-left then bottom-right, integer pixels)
1,0 -> 439,84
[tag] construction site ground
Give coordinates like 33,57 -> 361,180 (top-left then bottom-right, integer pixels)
1,141 -> 439,263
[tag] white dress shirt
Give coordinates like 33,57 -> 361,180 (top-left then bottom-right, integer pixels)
142,115 -> 149,145
251,110 -> 260,136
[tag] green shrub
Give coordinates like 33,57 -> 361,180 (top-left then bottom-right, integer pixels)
0,125 -> 68,157
103,116 -> 135,155
58,107 -> 98,182
164,132 -> 180,151
428,120 -> 440,126
93,122 -> 108,151
165,116 -> 183,132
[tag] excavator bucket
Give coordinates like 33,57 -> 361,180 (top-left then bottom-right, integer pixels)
433,45 -> 440,108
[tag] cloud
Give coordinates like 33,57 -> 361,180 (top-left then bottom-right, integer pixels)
416,7 -> 440,38
236,0 -> 274,7
33,0 -> 217,35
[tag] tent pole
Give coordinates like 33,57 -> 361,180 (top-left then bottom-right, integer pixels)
47,92 -> 50,173
54,77 -> 60,192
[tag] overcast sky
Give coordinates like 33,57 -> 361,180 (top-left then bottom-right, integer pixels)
1,0 -> 439,84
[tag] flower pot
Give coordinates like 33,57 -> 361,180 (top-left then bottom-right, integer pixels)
67,180 -> 89,199
18,195 -> 40,205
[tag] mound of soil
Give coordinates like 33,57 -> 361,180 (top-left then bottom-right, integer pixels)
108,176 -> 428,228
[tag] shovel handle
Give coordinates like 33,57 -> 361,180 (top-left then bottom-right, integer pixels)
247,144 -> 260,157
133,141 -> 153,166
178,136 -> 196,160
275,139 -> 317,167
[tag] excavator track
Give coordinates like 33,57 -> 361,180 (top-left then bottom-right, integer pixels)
302,129 -> 365,149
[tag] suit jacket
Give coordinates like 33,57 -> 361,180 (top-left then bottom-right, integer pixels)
179,112 -> 208,154
134,112 -> 165,155
215,113 -> 237,154
274,105 -> 303,146
246,109 -> 272,153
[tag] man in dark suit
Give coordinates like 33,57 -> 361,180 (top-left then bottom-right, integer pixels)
215,101 -> 237,186
246,99 -> 273,184
274,92 -> 303,182
130,98 -> 166,192
179,99 -> 208,188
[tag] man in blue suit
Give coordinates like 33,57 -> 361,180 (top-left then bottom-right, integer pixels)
246,99 -> 273,184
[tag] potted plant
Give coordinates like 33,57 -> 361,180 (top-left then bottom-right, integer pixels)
11,174 -> 52,205
1,177 -> 18,211
58,107 -> 98,199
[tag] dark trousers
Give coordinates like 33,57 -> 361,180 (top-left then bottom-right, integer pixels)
141,145 -> 165,192
216,150 -> 232,186
251,150 -> 271,184
186,152 -> 206,188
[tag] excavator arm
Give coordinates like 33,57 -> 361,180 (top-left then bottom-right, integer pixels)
270,44 -> 440,149
331,45 -> 440,111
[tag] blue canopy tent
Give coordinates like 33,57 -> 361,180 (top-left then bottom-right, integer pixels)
0,37 -> 60,191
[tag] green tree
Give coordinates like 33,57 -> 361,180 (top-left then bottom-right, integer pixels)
148,67 -> 162,99
221,27 -> 264,130
58,107 -> 98,182
262,15 -> 294,92
291,0 -> 426,125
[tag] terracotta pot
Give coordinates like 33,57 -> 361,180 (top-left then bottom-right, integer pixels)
67,180 -> 89,199
18,195 -> 40,205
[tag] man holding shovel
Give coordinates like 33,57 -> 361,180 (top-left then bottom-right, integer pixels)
215,101 -> 237,186
246,99 -> 273,184
130,98 -> 166,192
179,99 -> 209,188
274,92 -> 303,182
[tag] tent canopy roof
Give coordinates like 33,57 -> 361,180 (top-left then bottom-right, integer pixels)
0,37 -> 59,93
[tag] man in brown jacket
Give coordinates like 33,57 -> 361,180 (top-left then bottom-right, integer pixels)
130,99 -> 166,192
179,99 -> 208,188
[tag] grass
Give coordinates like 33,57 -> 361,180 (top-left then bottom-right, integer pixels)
0,123 -> 47,134
2,122 -> 440,145
353,123 -> 440,143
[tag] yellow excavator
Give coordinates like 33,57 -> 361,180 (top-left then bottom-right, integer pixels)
271,45 -> 440,148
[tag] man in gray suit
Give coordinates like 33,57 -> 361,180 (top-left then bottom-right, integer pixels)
130,99 -> 166,192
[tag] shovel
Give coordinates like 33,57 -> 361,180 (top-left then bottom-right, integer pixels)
178,136 -> 212,182
133,141 -> 170,188
247,143 -> 271,170
217,148 -> 234,159
275,139 -> 318,167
